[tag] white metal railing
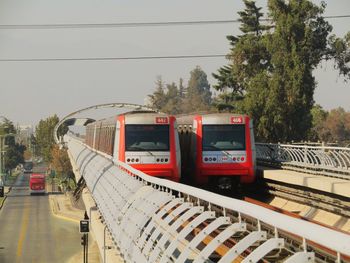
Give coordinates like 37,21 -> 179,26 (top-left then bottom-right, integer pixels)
66,136 -> 350,262
256,143 -> 350,179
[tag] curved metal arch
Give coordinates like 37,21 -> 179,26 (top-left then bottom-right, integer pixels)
54,102 -> 156,144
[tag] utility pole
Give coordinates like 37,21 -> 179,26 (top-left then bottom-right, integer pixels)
0,135 -> 4,195
0,129 -> 7,183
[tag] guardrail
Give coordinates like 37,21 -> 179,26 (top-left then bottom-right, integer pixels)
256,143 -> 350,180
66,136 -> 350,262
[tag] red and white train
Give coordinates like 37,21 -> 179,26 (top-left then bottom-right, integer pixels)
177,113 -> 256,189
85,111 -> 181,182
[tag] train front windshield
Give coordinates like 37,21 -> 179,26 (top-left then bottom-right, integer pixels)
125,125 -> 170,151
202,125 -> 246,151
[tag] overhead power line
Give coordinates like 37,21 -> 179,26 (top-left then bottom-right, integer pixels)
0,54 -> 227,62
0,20 -> 241,29
0,15 -> 349,29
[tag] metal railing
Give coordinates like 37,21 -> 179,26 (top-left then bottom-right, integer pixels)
256,143 -> 350,180
66,136 -> 350,262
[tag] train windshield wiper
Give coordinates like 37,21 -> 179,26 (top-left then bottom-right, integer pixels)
128,146 -> 155,156
203,145 -> 221,151
128,146 -> 145,151
203,145 -> 232,156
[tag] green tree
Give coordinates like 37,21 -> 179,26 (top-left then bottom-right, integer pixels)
178,78 -> 186,100
262,0 -> 333,141
183,66 -> 212,113
147,67 -> 214,114
35,115 -> 60,162
328,32 -> 350,78
318,108 -> 350,143
213,0 -> 270,112
0,119 -> 26,172
308,104 -> 328,141
4,144 -> 26,172
148,77 -> 183,114
214,0 -> 350,142
162,83 -> 182,114
147,76 -> 167,111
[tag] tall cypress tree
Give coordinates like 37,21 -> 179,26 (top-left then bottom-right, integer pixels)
213,0 -> 270,112
263,0 -> 332,141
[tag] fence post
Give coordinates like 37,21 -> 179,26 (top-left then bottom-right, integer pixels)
304,146 -> 308,164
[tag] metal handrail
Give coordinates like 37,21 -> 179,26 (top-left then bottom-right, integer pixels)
66,136 -> 350,262
256,143 -> 350,179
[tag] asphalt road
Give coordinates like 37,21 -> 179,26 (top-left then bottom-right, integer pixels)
0,172 -> 82,263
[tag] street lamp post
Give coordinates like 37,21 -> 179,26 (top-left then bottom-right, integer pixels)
0,135 -> 4,186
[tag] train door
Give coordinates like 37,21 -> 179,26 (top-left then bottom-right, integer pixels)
113,120 -> 120,162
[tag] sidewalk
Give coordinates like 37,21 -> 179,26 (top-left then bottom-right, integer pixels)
49,193 -> 84,223
49,192 -> 102,263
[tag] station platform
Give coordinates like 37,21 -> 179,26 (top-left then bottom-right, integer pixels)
260,167 -> 350,199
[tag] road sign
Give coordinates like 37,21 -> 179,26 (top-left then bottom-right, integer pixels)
80,220 -> 89,233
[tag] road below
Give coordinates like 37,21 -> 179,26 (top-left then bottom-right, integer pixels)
0,173 -> 82,263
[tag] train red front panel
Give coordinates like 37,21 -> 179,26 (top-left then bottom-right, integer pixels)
194,115 -> 255,185
119,114 -> 180,182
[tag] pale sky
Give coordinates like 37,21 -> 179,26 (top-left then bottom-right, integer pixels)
0,0 -> 349,125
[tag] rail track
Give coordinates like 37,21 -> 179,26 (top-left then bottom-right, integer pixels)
263,180 -> 350,218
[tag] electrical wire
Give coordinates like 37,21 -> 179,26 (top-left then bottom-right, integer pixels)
0,15 -> 348,29
0,54 -> 227,62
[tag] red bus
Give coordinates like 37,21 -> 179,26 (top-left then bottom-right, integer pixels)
29,174 -> 46,195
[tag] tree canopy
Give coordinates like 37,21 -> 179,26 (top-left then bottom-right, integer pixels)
0,119 -> 25,171
147,66 -> 213,114
51,144 -> 72,177
213,0 -> 350,142
35,115 -> 60,162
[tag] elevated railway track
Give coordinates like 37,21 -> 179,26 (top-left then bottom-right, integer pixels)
65,135 -> 350,262
55,103 -> 350,262
256,143 -> 350,224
